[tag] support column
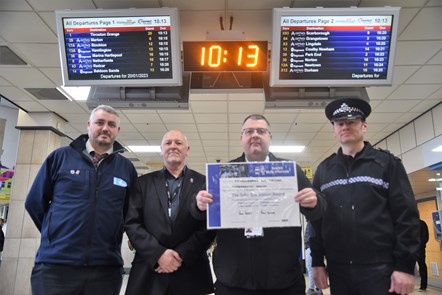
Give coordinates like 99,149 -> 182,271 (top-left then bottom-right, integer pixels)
0,111 -> 66,295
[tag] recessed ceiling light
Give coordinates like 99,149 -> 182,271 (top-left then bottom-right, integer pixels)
127,146 -> 161,153
57,86 -> 91,101
269,146 -> 305,153
432,145 -> 442,152
428,178 -> 442,182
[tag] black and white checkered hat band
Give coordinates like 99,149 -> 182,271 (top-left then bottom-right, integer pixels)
333,103 -> 364,117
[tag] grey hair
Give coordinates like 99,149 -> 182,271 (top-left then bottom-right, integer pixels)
242,114 -> 271,128
89,105 -> 120,121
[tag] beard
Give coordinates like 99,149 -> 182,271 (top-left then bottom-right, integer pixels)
92,133 -> 113,147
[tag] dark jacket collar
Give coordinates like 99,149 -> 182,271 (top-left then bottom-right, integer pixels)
232,152 -> 285,162
162,165 -> 187,179
329,141 -> 376,166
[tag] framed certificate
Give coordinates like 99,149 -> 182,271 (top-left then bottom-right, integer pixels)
206,161 -> 300,229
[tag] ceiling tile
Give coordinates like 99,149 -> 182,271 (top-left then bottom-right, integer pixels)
164,123 -> 198,132
122,139 -> 152,147
194,113 -> 227,124
0,86 -> 35,101
0,77 -> 12,86
117,123 -> 137,133
199,132 -> 228,140
390,65 -> 421,85
295,113 -> 327,123
198,123 -> 228,133
0,68 -> 55,88
133,123 -> 168,133
360,0 -> 428,8
290,123 -> 329,133
159,113 -> 196,123
114,132 -> 145,140
395,41 -> 442,65
223,10 -> 272,41
0,0 -> 33,10
165,0 -> 225,10
285,132 -> 317,141
395,111 -> 423,123
406,65 -> 442,84
369,112 -> 403,122
37,100 -> 86,114
411,99 -> 441,113
26,0 -> 97,10
0,11 -> 56,43
39,68 -> 64,86
260,113 -> 296,124
180,11 -> 227,41
387,84 -> 441,100
428,50 -> 442,64
190,93 -> 228,101
14,101 -> 46,112
13,43 -> 60,68
191,100 -> 227,113
125,113 -> 163,124
375,99 -> 421,113
228,100 -> 264,113
202,139 -> 228,147
400,7 -> 442,40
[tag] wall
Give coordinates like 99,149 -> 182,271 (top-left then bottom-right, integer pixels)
0,105 -> 19,169
375,103 -> 442,174
418,200 -> 440,284
375,102 -> 442,288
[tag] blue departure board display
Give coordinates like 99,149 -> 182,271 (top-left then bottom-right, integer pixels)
55,8 -> 182,87
270,7 -> 400,87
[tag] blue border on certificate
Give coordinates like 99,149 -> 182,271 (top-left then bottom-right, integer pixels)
207,161 -> 297,229
248,162 -> 296,177
207,164 -> 221,227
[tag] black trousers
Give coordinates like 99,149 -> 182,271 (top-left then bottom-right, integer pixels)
214,280 -> 305,295
417,249 -> 428,289
30,263 -> 123,295
327,263 -> 400,295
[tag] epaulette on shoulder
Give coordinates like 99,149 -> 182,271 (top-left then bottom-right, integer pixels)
377,147 -> 401,161
323,152 -> 337,162
377,147 -> 392,155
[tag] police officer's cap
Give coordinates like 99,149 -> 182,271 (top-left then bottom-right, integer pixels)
325,98 -> 371,122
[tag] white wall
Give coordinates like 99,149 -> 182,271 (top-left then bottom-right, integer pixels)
375,103 -> 442,174
0,105 -> 20,169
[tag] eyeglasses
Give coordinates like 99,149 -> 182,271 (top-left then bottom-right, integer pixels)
242,128 -> 271,136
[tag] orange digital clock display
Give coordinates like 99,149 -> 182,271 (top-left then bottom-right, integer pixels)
183,41 -> 268,72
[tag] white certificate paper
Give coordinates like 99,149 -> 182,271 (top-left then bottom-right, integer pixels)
206,161 -> 300,229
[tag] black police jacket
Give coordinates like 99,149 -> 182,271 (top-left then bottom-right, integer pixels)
311,142 -> 419,275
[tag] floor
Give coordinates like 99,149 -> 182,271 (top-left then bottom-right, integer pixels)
305,280 -> 441,295
119,272 -> 442,294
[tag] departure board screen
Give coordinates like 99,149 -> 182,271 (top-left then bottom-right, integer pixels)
270,7 -> 400,87
55,8 -> 182,87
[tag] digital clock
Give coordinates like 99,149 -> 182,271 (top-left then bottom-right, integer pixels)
183,41 -> 268,72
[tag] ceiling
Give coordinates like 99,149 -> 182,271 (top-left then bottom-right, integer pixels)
0,0 -> 441,199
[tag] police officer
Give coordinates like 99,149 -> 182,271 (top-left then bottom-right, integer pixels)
311,98 -> 420,295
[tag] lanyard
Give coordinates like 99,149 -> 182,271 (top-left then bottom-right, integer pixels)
165,179 -> 182,219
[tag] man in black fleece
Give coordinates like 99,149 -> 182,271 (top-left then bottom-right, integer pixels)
193,114 -> 326,295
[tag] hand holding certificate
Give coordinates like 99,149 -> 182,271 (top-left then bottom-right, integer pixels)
206,161 -> 300,229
